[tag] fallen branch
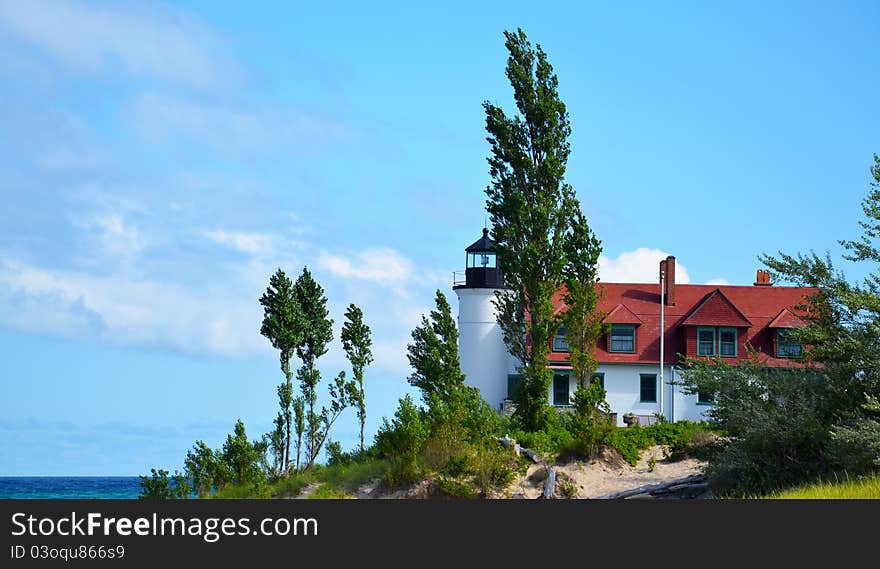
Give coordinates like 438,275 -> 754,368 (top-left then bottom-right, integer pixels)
542,467 -> 556,499
596,474 -> 707,500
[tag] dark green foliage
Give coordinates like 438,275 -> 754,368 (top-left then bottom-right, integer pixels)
483,29 -> 602,431
407,290 -> 464,403
325,440 -> 351,467
138,469 -> 190,499
437,477 -> 477,499
184,440 -> 228,497
222,419 -> 268,487
560,209 -> 605,389
293,267 -> 337,470
603,421 -> 709,467
560,381 -> 614,458
830,395 -> 880,472
341,303 -> 373,453
260,268 -> 304,472
672,155 -> 880,495
679,355 -> 866,495
181,421 -> 269,498
374,395 -> 429,488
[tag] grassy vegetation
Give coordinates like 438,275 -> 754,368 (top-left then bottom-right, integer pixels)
511,417 -> 715,467
764,474 -> 880,499
206,457 -> 388,499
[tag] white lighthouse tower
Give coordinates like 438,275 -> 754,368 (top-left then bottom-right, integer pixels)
454,228 -> 512,410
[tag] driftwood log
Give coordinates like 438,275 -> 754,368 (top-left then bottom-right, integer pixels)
542,467 -> 556,499
596,474 -> 708,500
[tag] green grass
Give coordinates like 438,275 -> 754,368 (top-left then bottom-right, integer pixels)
205,458 -> 387,499
765,474 -> 880,499
315,458 -> 387,493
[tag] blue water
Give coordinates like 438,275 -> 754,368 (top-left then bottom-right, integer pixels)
0,477 -> 142,499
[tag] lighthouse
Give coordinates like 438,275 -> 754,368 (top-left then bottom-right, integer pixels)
453,227 -> 513,410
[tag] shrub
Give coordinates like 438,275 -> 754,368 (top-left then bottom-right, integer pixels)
325,440 -> 352,467
436,476 -> 477,499
139,469 -> 191,499
557,475 -> 578,499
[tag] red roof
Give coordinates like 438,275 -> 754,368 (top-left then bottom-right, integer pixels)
548,282 -> 816,368
768,307 -> 807,329
681,289 -> 752,327
603,303 -> 643,325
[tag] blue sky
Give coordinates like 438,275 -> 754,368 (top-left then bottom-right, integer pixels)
0,0 -> 877,475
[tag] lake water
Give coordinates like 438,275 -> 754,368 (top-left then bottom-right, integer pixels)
0,477 -> 142,499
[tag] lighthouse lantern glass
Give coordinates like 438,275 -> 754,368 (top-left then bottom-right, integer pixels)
467,252 -> 496,268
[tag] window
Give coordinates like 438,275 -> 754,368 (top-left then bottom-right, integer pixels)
609,324 -> 636,353
553,374 -> 570,406
553,326 -> 569,352
467,252 -> 496,268
697,327 -> 716,356
640,374 -> 657,403
507,374 -> 522,399
719,328 -> 737,357
777,329 -> 803,358
697,391 -> 714,405
591,372 -> 605,389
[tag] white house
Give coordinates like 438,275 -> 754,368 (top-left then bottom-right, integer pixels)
453,228 -> 814,426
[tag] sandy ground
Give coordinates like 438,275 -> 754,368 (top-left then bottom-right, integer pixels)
339,444 -> 706,499
506,445 -> 706,499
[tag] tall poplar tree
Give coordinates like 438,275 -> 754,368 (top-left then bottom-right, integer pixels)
484,28 -> 602,430
341,303 -> 373,453
293,267 -> 333,466
259,269 -> 304,473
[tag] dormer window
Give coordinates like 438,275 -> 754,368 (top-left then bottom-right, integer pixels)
697,327 -> 715,356
609,324 -> 636,353
719,328 -> 737,357
697,326 -> 737,357
553,326 -> 569,352
777,329 -> 803,358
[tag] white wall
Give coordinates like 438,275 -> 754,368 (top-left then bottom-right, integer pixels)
550,364 -> 713,426
455,286 -> 714,423
455,287 -> 510,410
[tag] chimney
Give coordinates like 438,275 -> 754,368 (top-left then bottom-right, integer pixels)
754,269 -> 772,286
665,256 -> 676,305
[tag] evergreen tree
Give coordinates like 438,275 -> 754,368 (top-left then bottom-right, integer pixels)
407,290 -> 465,404
483,29 -> 602,430
341,303 -> 373,453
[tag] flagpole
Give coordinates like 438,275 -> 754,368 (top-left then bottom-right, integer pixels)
660,262 -> 665,421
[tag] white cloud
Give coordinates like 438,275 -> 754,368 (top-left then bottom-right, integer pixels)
318,248 -> 415,286
0,0 -> 226,87
82,214 -> 146,259
705,278 -> 730,286
598,248 -> 691,284
205,230 -> 273,256
0,259 -> 266,357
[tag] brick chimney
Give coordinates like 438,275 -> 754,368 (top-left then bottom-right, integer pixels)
754,269 -> 772,286
665,256 -> 676,305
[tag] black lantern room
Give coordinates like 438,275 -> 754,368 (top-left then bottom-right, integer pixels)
454,227 -> 504,289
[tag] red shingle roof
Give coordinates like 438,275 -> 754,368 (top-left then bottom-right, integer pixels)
548,282 -> 816,368
681,289 -> 752,327
603,303 -> 643,325
768,307 -> 807,329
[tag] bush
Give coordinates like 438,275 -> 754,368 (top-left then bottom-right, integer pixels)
436,476 -> 477,499
679,358 -> 851,496
139,469 -> 191,499
374,396 -> 429,489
